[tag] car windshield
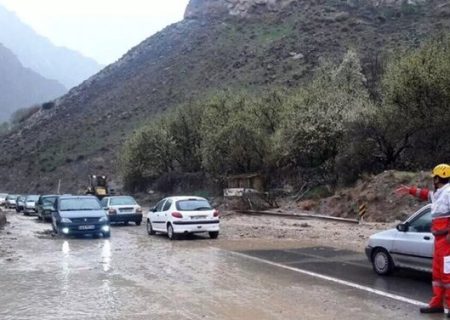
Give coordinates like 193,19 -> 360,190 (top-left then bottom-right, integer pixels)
176,199 -> 212,211
110,197 -> 137,206
26,195 -> 39,201
7,195 -> 19,200
60,198 -> 101,211
42,197 -> 57,205
0,193 -> 7,198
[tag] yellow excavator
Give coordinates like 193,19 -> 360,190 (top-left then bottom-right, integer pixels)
86,175 -> 109,199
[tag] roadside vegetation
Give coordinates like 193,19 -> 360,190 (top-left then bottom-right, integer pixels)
121,36 -> 450,193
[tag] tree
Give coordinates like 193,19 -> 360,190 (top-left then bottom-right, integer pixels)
120,119 -> 175,191
200,93 -> 270,177
274,50 -> 371,186
168,103 -> 203,172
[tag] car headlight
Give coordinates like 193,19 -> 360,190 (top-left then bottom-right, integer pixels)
136,207 -> 143,213
61,218 -> 72,223
99,216 -> 108,223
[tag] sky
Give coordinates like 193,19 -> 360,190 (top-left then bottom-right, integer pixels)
0,0 -> 190,65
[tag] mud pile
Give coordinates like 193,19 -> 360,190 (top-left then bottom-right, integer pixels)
299,171 -> 431,222
0,210 -> 6,228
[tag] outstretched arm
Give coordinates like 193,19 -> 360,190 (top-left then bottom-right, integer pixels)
395,185 -> 430,202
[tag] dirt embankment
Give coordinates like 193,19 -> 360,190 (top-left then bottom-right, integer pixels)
297,171 -> 431,222
0,209 -> 6,228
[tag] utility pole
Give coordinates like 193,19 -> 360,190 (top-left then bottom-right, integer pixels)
57,179 -> 61,195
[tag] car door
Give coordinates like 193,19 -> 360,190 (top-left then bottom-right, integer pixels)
151,199 -> 166,231
391,207 -> 433,271
160,199 -> 173,229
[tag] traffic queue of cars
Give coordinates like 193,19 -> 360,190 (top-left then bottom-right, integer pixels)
0,193 -> 220,241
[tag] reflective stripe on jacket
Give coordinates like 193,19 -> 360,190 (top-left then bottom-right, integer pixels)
431,183 -> 450,220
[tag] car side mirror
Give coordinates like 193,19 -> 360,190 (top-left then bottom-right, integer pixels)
151,207 -> 157,213
396,223 -> 409,232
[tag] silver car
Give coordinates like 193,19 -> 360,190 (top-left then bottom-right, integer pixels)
366,204 -> 433,275
23,195 -> 39,215
5,194 -> 19,209
0,193 -> 7,206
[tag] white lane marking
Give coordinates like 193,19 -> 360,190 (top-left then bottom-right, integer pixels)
230,251 -> 428,307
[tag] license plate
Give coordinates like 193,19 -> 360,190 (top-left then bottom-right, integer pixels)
79,225 -> 95,230
192,216 -> 206,220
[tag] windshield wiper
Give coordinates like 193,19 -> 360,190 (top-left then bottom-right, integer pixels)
193,207 -> 212,211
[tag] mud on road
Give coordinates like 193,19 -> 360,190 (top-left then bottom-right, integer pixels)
0,211 -> 427,320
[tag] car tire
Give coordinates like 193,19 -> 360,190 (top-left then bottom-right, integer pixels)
209,231 -> 219,239
146,220 -> 155,235
372,248 -> 394,275
167,224 -> 177,240
103,232 -> 111,238
136,220 -> 141,226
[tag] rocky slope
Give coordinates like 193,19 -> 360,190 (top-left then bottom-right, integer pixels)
0,0 -> 449,193
297,170 -> 430,222
0,5 -> 102,89
0,44 -> 66,122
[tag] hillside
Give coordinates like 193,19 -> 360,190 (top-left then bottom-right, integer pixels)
0,43 -> 66,122
0,5 -> 102,89
0,0 -> 449,194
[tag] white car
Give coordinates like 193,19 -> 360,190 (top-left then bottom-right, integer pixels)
366,204 -> 433,275
146,196 -> 220,240
101,196 -> 143,225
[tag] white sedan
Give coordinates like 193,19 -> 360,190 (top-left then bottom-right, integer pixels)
366,204 -> 433,275
146,196 -> 220,240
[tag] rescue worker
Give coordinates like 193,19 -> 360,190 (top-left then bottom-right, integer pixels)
396,164 -> 450,315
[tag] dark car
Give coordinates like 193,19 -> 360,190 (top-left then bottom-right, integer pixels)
36,195 -> 59,221
101,196 -> 143,225
15,195 -> 26,213
51,195 -> 110,238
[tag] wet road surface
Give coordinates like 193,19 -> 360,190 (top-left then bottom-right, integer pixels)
0,212 -> 442,320
238,246 -> 432,303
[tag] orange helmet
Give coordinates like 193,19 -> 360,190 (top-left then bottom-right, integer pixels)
432,164 -> 450,178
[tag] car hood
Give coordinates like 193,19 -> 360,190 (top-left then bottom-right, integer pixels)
370,228 -> 397,240
59,210 -> 107,219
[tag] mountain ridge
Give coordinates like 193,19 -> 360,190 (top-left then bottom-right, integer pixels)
0,43 -> 66,122
0,5 -> 103,89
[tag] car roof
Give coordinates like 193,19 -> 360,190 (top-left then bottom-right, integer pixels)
405,204 -> 431,223
165,196 -> 207,201
59,195 -> 98,201
107,195 -> 135,199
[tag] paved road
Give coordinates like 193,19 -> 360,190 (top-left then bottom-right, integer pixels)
0,212 -> 439,320
237,246 -> 432,303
